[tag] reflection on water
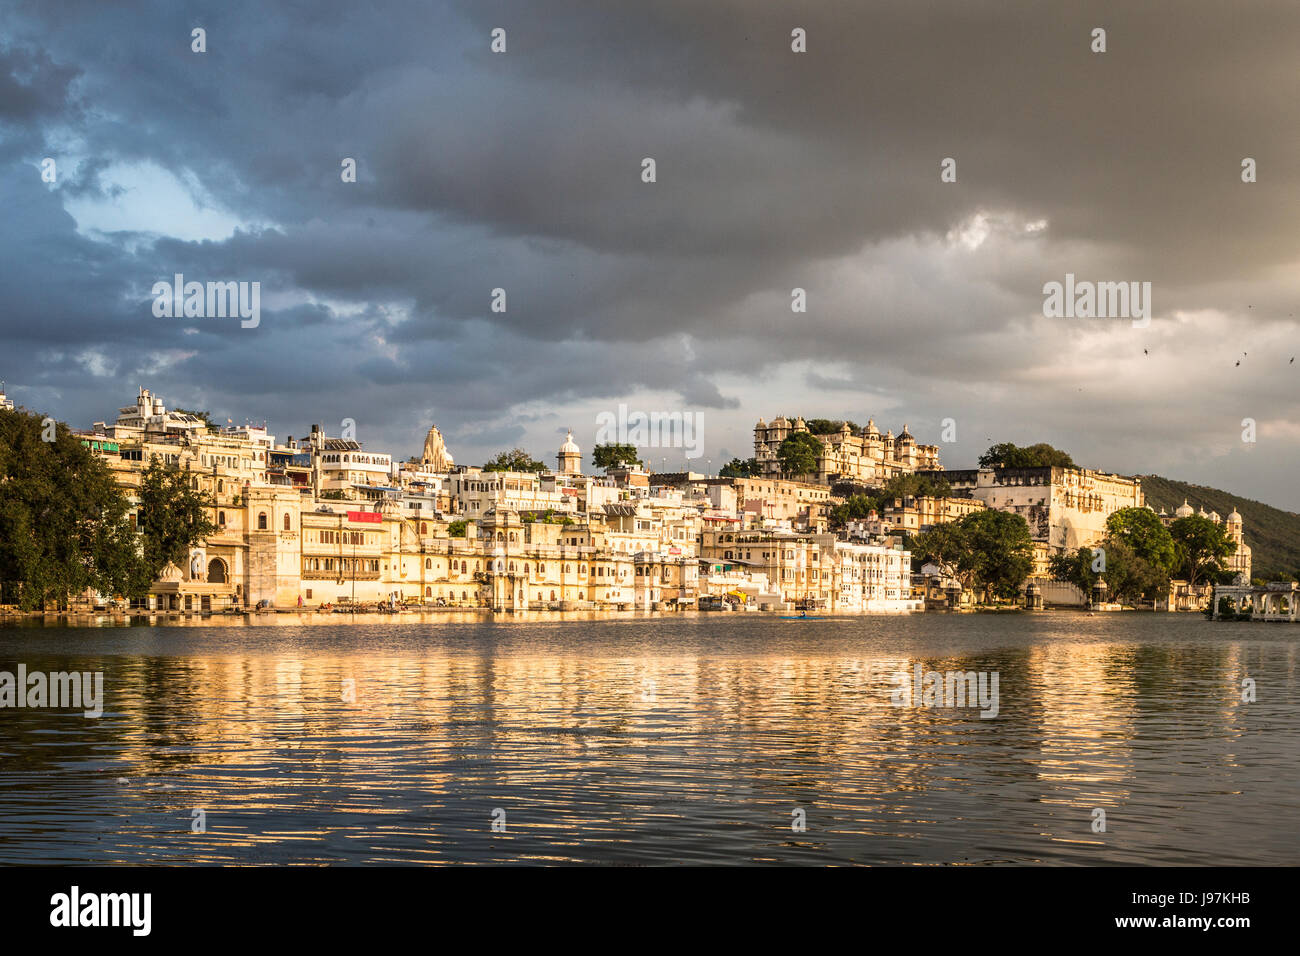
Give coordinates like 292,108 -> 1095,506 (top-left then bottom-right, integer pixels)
0,613 -> 1295,865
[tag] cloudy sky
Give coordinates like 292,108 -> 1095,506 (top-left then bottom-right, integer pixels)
3,1 -> 1299,506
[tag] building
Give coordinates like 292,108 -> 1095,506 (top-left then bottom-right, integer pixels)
753,416 -> 941,484
920,465 -> 1144,551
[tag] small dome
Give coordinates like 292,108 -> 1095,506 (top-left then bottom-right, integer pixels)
1227,509 -> 1243,523
559,431 -> 580,455
1175,499 -> 1194,518
1208,510 -> 1220,522
899,424 -> 914,441
755,417 -> 766,428
865,418 -> 879,436
794,416 -> 806,429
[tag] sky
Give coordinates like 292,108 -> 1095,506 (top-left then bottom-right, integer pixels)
2,1 -> 1299,507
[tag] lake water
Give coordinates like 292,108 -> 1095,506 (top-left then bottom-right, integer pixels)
0,612 -> 1295,865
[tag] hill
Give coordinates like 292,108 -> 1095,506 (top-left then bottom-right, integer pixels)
1139,475 -> 1300,582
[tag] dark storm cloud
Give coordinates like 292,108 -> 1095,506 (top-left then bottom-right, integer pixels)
1,1 -> 1298,503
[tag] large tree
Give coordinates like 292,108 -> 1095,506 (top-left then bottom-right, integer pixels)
878,472 -> 952,500
481,448 -> 546,473
1169,514 -> 1236,585
718,457 -> 759,478
591,443 -> 642,470
777,431 -> 822,478
978,442 -> 1076,469
1105,507 -> 1176,573
828,494 -> 878,529
136,456 -> 217,581
0,409 -> 144,608
1050,538 -> 1166,604
960,509 -> 1036,602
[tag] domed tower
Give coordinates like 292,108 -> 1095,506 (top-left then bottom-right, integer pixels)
1175,499 -> 1194,519
557,430 -> 582,475
897,423 -> 916,467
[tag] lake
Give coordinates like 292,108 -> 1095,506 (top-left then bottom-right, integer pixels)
0,611 -> 1295,865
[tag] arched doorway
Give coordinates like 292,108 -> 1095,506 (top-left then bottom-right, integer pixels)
207,558 -> 228,583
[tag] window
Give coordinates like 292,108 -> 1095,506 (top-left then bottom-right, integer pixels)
218,511 -> 226,527
258,512 -> 268,530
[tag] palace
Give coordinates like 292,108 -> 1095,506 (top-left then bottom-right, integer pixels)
753,416 -> 941,484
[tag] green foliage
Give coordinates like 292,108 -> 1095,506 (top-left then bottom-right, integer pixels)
828,494 -> 878,529
1138,474 -> 1298,582
447,519 -> 468,538
0,408 -> 146,608
482,448 -> 546,473
777,431 -> 822,478
878,473 -> 952,500
1169,514 -> 1235,586
719,457 -> 760,478
1105,507 -> 1176,573
320,490 -> 348,500
913,510 -> 1034,603
805,418 -> 860,436
136,457 -> 217,581
978,442 -> 1076,469
592,443 -> 642,470
1050,537 -> 1167,604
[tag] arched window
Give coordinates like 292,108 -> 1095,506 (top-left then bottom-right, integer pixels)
217,480 -> 224,493
420,522 -> 427,534
283,513 -> 291,531
550,590 -> 556,601
425,586 -> 431,597
218,511 -> 226,527
257,512 -> 268,530
425,558 -> 431,569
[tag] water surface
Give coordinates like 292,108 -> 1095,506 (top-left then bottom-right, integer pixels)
0,612 -> 1295,865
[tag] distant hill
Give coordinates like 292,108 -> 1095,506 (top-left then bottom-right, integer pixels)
1139,475 -> 1300,582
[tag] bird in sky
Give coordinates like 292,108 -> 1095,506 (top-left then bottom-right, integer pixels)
1143,348 -> 1149,355
1235,360 -> 1241,367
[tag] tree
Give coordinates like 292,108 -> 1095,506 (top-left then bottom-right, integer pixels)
592,443 -> 642,470
1051,538 -> 1166,604
447,520 -> 468,537
828,494 -> 878,529
911,522 -> 979,591
1096,539 -> 1166,604
960,509 -> 1035,602
1105,507 -> 1176,573
805,418 -> 860,436
136,457 -> 218,582
878,473 -> 952,501
0,409 -> 146,609
719,457 -> 759,478
482,448 -> 546,473
777,431 -> 822,478
1169,514 -> 1236,585
978,442 -> 1076,469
